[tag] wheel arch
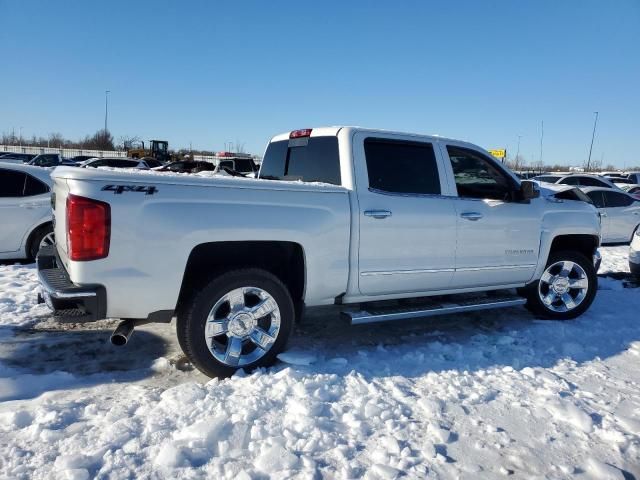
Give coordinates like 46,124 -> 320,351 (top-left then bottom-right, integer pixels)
24,220 -> 53,258
548,234 -> 599,260
175,240 -> 306,319
530,233 -> 599,284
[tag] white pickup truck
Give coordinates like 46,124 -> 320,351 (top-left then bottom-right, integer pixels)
38,127 -> 601,377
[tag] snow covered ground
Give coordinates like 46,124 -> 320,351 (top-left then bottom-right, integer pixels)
0,247 -> 638,479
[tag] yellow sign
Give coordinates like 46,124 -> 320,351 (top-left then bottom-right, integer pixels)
488,149 -> 506,159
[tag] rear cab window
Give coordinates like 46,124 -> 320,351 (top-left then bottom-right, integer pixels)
259,135 -> 341,185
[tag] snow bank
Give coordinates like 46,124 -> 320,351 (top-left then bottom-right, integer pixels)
0,248 -> 639,478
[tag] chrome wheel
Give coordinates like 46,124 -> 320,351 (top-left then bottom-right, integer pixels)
39,232 -> 55,249
538,260 -> 589,313
204,286 -> 281,367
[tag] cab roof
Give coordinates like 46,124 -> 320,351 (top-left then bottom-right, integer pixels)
269,126 -> 467,146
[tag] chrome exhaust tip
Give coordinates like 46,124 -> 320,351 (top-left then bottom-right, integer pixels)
110,320 -> 134,346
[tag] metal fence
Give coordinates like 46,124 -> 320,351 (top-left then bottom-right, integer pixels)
192,155 -> 217,163
0,144 -> 127,158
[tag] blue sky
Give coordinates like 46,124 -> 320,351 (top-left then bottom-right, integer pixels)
1,0 -> 639,167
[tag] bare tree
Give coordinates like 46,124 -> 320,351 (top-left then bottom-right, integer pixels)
117,135 -> 142,151
48,133 -> 64,148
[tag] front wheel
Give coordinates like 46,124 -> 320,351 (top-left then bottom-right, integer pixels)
524,250 -> 597,320
177,268 -> 295,377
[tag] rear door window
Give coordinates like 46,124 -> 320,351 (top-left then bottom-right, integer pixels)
260,136 -> 341,185
364,138 -> 441,195
560,177 -> 580,185
0,169 -> 27,197
24,174 -> 49,196
586,190 -> 605,208
603,191 -> 634,208
579,177 -> 609,187
108,160 -> 138,168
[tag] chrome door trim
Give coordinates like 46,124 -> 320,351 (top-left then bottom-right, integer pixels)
456,264 -> 536,272
361,268 -> 455,277
361,264 -> 536,276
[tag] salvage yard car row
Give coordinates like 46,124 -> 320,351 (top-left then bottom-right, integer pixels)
0,152 -> 259,261
0,152 -> 259,175
533,173 -> 640,244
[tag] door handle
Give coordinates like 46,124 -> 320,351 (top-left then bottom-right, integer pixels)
460,212 -> 483,221
599,212 -> 607,217
364,210 -> 392,219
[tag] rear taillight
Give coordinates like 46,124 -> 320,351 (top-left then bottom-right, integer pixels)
289,129 -> 312,139
66,194 -> 111,261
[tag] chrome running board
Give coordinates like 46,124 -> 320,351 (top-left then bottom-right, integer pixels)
342,294 -> 526,325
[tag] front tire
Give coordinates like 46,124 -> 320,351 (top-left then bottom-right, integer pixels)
524,250 -> 597,320
177,268 -> 294,377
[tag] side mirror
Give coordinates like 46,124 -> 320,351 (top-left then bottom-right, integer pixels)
520,180 -> 540,201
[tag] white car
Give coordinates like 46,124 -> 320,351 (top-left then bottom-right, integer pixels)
0,162 -> 54,260
630,229 -> 640,275
626,172 -> 640,184
619,184 -> 640,200
533,173 -> 620,190
81,158 -> 150,169
581,187 -> 640,244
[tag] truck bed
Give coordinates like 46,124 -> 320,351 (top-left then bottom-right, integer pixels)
50,167 -> 352,319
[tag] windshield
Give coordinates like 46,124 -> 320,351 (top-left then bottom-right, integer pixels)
233,158 -> 256,172
534,175 -> 560,183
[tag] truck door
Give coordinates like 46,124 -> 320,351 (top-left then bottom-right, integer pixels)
439,143 -> 541,288
354,132 -> 457,296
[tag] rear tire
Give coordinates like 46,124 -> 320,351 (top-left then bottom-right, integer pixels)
29,224 -> 54,260
523,250 -> 597,320
176,268 -> 294,377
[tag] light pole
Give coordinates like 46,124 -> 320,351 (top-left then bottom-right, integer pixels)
587,111 -> 599,172
516,135 -> 522,169
104,90 -> 110,132
539,121 -> 544,169
19,127 -> 23,147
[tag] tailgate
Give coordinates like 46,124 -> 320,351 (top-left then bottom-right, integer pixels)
52,176 -> 70,265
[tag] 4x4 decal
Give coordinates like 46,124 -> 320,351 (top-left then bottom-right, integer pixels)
102,185 -> 158,195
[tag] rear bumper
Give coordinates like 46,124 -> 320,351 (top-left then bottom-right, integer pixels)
37,245 -> 106,322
